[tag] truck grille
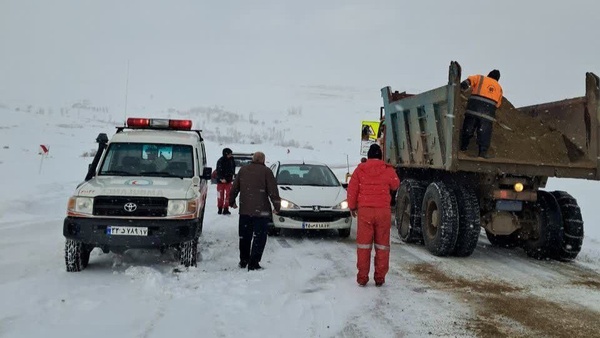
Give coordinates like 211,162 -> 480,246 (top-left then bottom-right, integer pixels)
93,196 -> 168,217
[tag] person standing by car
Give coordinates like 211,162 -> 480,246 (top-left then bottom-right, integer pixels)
347,144 -> 400,287
216,148 -> 236,215
229,151 -> 281,271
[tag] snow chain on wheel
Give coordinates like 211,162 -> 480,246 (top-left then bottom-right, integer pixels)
396,179 -> 426,243
550,191 -> 584,261
421,181 -> 459,256
524,191 -> 563,260
179,239 -> 198,267
65,239 -> 91,272
450,185 -> 481,257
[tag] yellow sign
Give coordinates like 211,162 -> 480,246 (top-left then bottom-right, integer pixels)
360,121 -> 380,156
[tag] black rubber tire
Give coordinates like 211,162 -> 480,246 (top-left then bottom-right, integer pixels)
196,206 -> 206,239
550,191 -> 584,261
485,230 -> 521,248
65,239 -> 92,272
396,179 -> 426,243
451,185 -> 481,257
524,191 -> 563,260
421,181 -> 459,256
268,227 -> 281,236
179,239 -> 198,267
338,228 -> 351,238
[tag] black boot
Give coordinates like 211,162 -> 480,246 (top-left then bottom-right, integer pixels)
238,260 -> 248,268
478,152 -> 494,159
223,208 -> 231,215
248,262 -> 263,271
218,208 -> 223,215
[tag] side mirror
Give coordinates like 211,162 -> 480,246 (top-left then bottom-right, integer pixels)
201,167 -> 212,180
342,183 -> 348,189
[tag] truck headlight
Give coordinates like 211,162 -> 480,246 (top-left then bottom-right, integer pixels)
168,199 -> 197,216
280,199 -> 300,210
333,200 -> 349,210
67,197 -> 94,214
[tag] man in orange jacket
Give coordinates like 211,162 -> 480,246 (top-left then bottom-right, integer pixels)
347,144 -> 400,287
459,69 -> 503,159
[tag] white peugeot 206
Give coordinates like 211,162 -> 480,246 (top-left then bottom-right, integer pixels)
269,161 -> 352,237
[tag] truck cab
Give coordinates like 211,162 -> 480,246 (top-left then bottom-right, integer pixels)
63,118 -> 212,271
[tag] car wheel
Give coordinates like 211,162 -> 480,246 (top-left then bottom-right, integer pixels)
338,228 -> 351,238
65,239 -> 92,272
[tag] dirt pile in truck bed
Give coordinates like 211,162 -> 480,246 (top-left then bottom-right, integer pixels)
460,96 -> 571,164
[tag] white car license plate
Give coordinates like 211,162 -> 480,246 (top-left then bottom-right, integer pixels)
107,226 -> 148,236
303,222 -> 330,229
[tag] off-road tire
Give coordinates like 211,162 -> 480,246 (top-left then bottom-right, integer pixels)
396,179 -> 426,243
65,239 -> 92,272
179,239 -> 198,267
451,185 -> 480,257
338,228 -> 351,238
524,191 -> 563,260
485,230 -> 521,248
550,191 -> 584,261
196,206 -> 206,239
421,181 -> 459,256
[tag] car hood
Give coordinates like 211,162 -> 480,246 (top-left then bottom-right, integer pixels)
278,185 -> 345,207
76,176 -> 196,199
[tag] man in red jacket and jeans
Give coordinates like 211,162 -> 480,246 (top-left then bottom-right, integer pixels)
347,144 -> 400,287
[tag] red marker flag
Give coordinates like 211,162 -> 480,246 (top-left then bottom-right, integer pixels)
39,145 -> 49,155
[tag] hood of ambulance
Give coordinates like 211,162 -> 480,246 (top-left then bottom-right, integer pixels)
76,176 -> 197,199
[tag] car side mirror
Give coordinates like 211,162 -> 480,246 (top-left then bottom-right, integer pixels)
201,167 -> 212,180
342,183 -> 348,189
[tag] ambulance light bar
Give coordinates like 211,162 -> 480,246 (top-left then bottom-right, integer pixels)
126,118 -> 192,130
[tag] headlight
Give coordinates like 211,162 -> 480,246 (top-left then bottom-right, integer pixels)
168,199 -> 197,216
280,199 -> 300,210
333,200 -> 349,210
67,197 -> 94,214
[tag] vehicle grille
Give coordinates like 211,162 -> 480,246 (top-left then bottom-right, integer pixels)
93,196 -> 168,217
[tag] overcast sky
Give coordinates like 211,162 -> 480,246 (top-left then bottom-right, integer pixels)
1,1 -> 599,113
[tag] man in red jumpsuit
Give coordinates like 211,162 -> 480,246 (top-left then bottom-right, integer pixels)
347,144 -> 400,287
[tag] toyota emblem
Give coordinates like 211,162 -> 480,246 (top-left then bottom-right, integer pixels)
124,202 -> 137,212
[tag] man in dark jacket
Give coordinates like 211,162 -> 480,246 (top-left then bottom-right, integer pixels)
216,147 -> 236,215
347,144 -> 400,287
229,151 -> 281,271
460,69 -> 503,159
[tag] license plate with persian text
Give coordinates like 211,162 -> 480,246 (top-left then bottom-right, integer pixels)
106,226 -> 148,236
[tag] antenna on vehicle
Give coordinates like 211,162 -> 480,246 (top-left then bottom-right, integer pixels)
123,59 -> 130,124
346,154 -> 350,183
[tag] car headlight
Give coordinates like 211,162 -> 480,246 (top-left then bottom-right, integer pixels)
67,197 -> 94,214
280,199 -> 300,210
168,199 -> 198,216
332,200 -> 349,210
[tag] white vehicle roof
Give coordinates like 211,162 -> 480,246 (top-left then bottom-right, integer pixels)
109,130 -> 201,146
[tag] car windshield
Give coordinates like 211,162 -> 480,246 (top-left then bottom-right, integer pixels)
98,142 -> 194,178
277,164 -> 340,187
234,156 -> 253,167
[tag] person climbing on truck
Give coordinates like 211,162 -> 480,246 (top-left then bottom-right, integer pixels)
459,69 -> 503,159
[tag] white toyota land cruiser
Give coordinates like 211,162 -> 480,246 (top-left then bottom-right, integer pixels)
63,117 -> 212,271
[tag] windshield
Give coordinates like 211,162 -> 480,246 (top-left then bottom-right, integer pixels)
277,164 -> 340,187
234,156 -> 253,167
98,143 -> 194,178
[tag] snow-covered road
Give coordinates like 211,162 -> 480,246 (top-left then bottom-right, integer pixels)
1,183 -> 599,338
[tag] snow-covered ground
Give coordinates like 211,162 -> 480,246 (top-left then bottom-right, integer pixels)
1,106 -> 600,337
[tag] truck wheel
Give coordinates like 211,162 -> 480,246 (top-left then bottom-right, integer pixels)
396,179 -> 425,243
179,239 -> 198,267
451,185 -> 481,257
338,228 -> 351,238
485,230 -> 521,248
65,239 -> 92,272
421,182 -> 459,256
550,191 -> 584,261
524,191 -> 563,260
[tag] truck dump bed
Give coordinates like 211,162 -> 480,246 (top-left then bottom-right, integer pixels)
381,61 -> 600,179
